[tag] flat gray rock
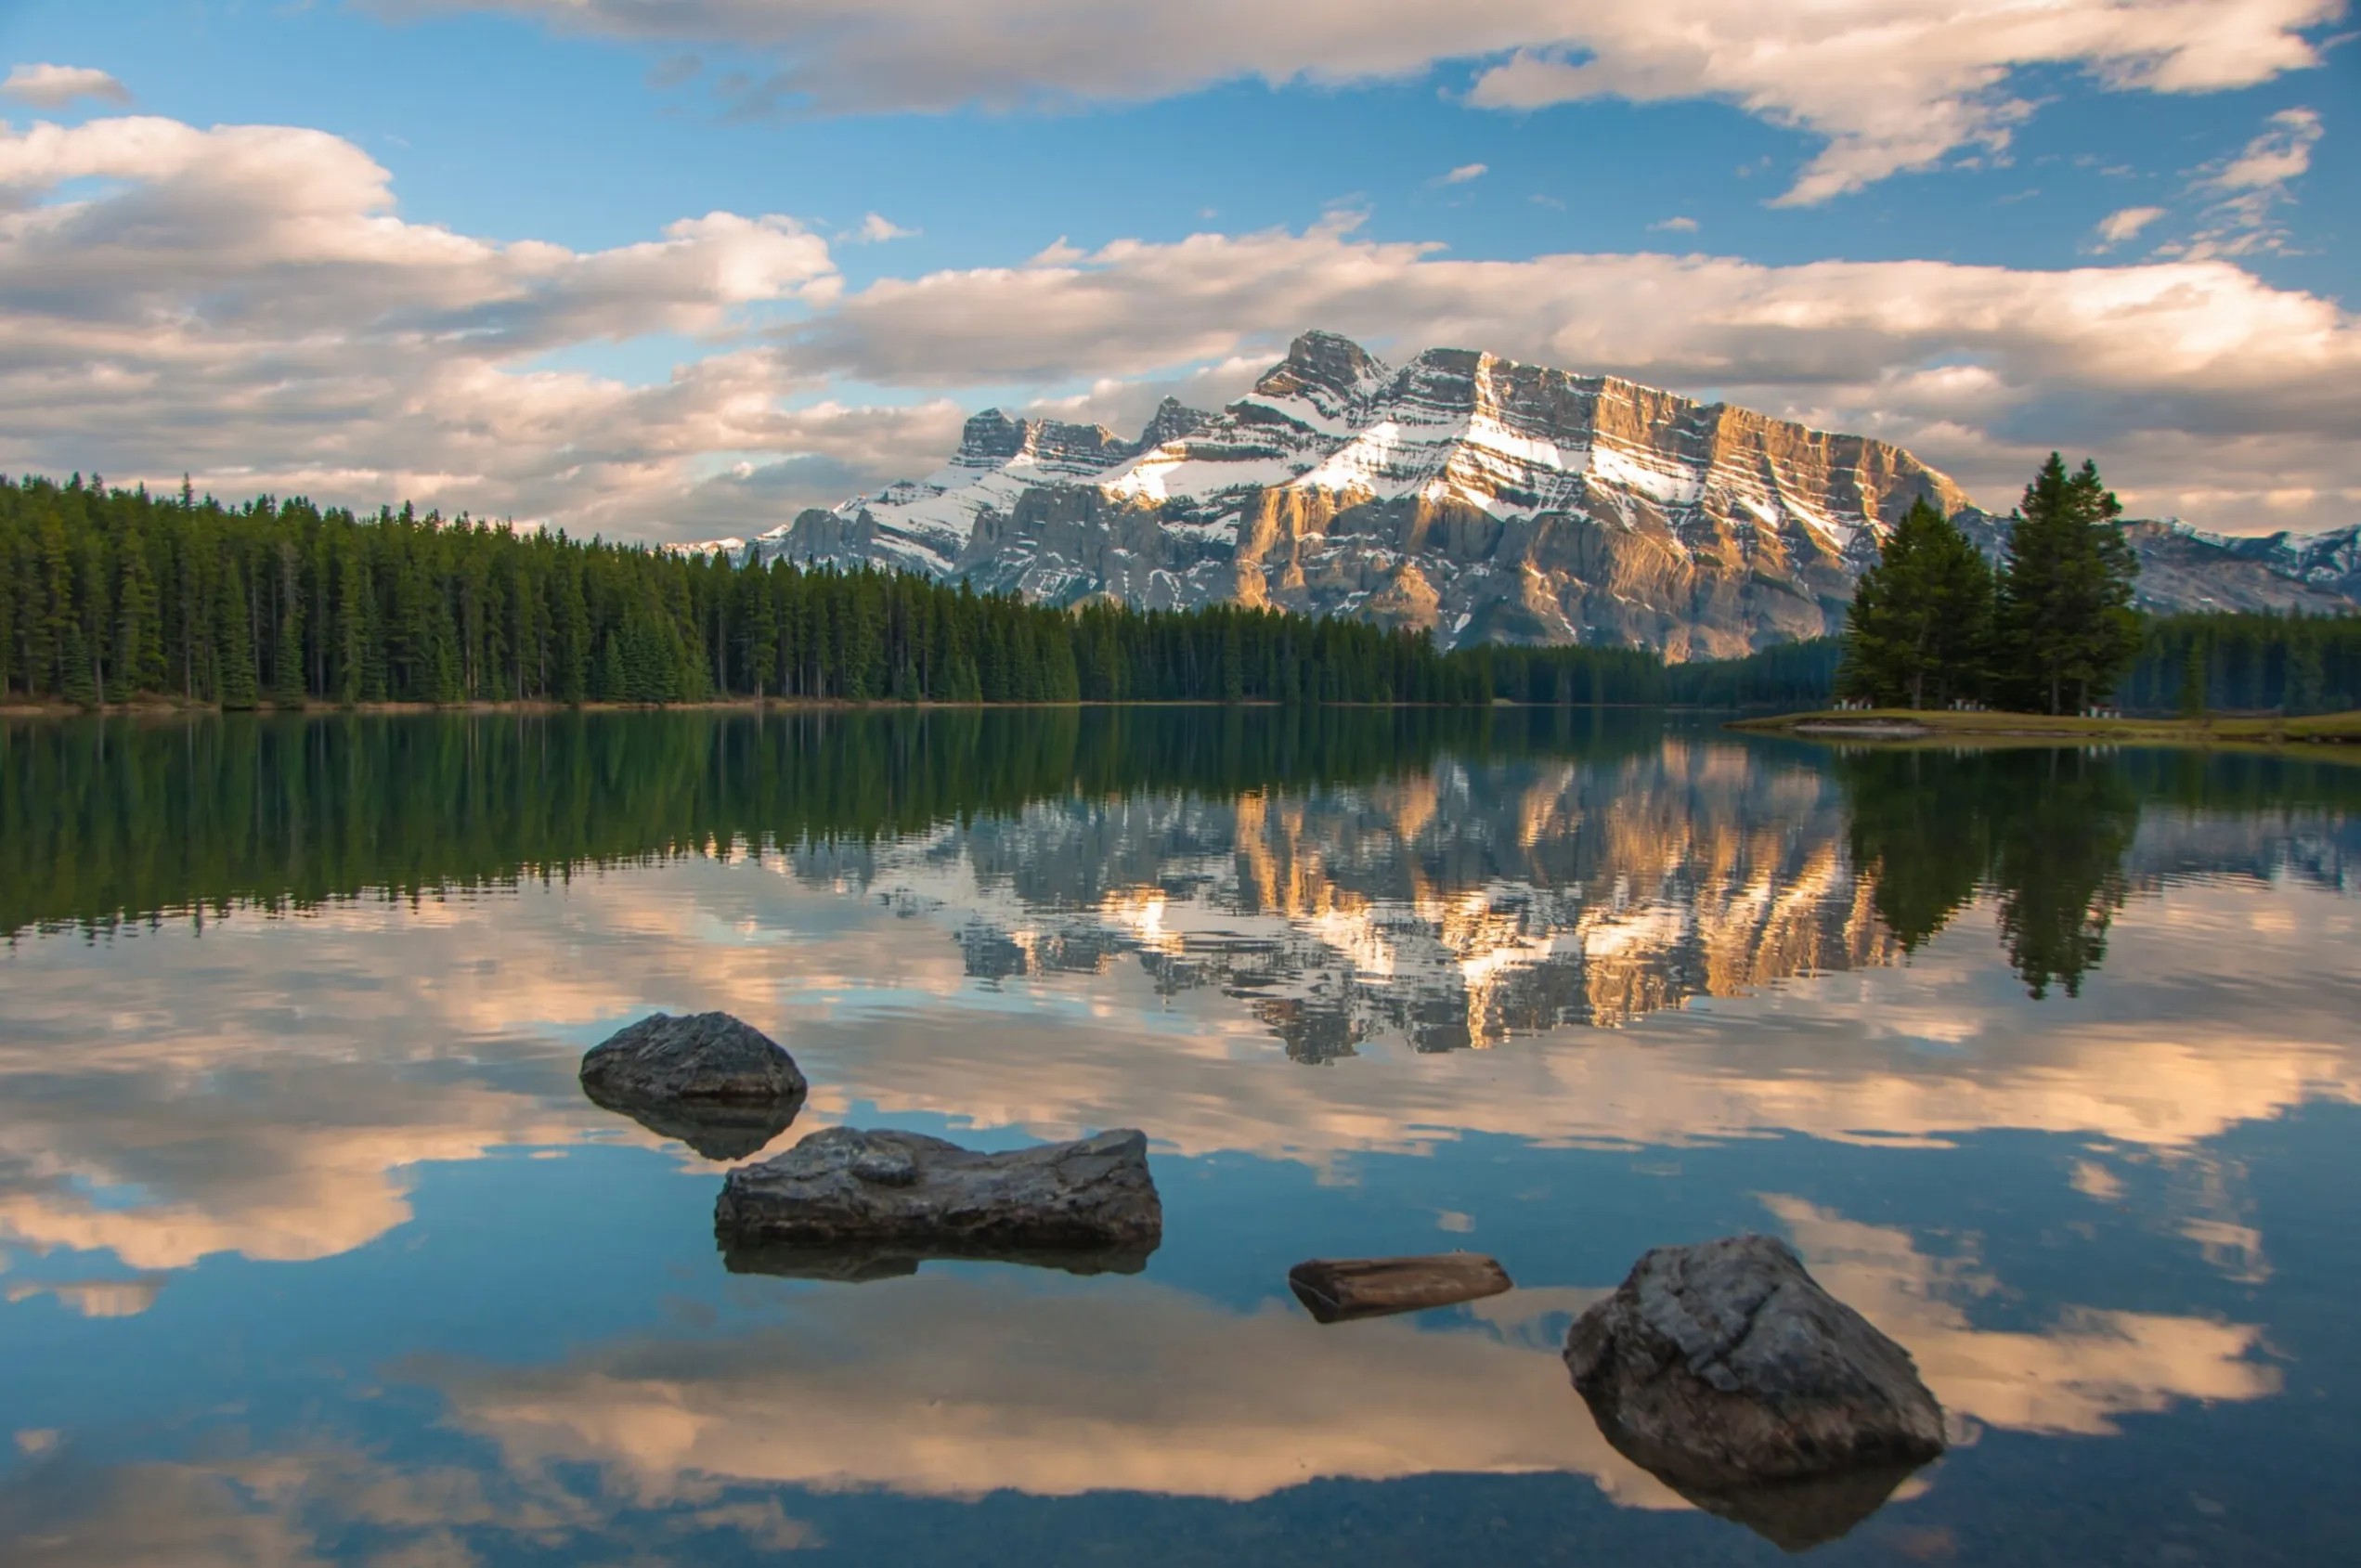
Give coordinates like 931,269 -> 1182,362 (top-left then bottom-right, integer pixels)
1565,1234 -> 1945,1549
580,1013 -> 807,1160
715,1127 -> 1161,1263
1288,1253 -> 1512,1324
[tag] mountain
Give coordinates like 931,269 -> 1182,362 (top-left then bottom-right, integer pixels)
704,331 -> 2360,657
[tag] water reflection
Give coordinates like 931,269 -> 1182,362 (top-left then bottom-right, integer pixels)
0,712 -> 2355,1562
581,1077 -> 807,1162
1839,750 -> 2142,998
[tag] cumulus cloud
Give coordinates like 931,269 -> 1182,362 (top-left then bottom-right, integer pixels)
1649,215 -> 1699,233
1441,162 -> 1488,184
786,215 -> 2361,529
383,1 -> 2342,203
0,113 -> 957,534
3,109 -> 2357,538
0,64 -> 131,110
1460,1 -> 2342,204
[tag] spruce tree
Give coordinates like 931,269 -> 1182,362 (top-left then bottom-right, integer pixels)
1995,455 -> 2143,714
1838,496 -> 1995,708
214,559 -> 261,710
2176,639 -> 2208,718
273,545 -> 307,706
115,546 -> 167,695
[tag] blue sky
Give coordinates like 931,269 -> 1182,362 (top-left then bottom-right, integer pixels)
0,0 -> 2353,537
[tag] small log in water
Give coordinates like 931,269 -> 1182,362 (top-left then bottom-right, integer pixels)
1287,1253 -> 1513,1324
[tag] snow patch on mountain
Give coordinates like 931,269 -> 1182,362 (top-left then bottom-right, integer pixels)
687,330 -> 2360,656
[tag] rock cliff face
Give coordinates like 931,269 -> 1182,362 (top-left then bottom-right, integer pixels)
718,331 -> 2359,656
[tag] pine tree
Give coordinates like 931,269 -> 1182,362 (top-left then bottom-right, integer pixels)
1995,455 -> 2143,714
115,543 -> 167,695
1836,498 -> 1995,708
58,621 -> 98,707
2176,638 -> 2208,718
333,545 -> 369,705
273,542 -> 307,706
215,558 -> 261,710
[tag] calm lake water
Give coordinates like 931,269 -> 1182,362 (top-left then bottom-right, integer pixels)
2,709 -> 2356,1565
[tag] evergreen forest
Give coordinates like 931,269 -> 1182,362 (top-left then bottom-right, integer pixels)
0,473 -> 1656,710
6,470 -> 2353,716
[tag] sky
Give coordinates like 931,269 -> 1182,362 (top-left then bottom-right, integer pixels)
0,0 -> 2353,540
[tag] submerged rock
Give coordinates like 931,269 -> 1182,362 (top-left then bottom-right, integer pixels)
715,1127 -> 1162,1263
1565,1234 -> 1946,1550
579,1012 -> 808,1161
1288,1253 -> 1513,1324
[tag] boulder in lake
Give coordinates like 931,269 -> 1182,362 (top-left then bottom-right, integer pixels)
715,1126 -> 1161,1265
1564,1234 -> 1946,1550
1288,1253 -> 1512,1324
579,1012 -> 808,1161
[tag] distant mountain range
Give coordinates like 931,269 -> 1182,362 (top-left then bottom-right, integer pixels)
690,331 -> 2361,658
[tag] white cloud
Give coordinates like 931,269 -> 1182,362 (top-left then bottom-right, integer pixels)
849,211 -> 919,242
1459,1 -> 2342,204
0,63 -> 131,110
2,109 -> 2356,538
788,215 -> 2361,530
1649,215 -> 1699,232
2092,205 -> 2167,250
0,113 -> 960,535
1441,162 -> 1488,184
2169,105 -> 2323,259
383,0 -> 2343,203
2202,104 -> 2324,193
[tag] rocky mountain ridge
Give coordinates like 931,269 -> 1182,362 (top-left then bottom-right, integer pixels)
700,331 -> 2360,657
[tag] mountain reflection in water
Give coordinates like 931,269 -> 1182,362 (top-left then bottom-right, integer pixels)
1,709 -> 2357,1564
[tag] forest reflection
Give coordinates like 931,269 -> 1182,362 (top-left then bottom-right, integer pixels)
1839,749 -> 2142,999
4,712 -> 2351,1030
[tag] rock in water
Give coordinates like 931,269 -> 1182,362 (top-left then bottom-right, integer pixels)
1564,1234 -> 1946,1550
579,1013 -> 808,1161
1288,1254 -> 1513,1324
715,1127 -> 1162,1267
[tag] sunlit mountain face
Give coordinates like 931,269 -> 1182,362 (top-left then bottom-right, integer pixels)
2,709 -> 2358,1564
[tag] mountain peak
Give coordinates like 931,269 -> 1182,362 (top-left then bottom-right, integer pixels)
1138,396 -> 1211,449
956,408 -> 1025,463
957,408 -> 1128,470
1258,330 -> 1389,403
729,329 -> 2361,654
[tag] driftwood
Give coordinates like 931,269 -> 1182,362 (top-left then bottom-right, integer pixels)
1288,1253 -> 1513,1324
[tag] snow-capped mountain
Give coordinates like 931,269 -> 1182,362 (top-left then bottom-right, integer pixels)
702,331 -> 2360,657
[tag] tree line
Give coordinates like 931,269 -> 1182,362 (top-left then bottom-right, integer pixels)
2124,612 -> 2361,717
11,468 -> 2344,717
0,473 -> 1676,710
1719,618 -> 2361,718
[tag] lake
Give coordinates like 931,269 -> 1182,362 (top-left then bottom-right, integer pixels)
1,708 -> 2355,1564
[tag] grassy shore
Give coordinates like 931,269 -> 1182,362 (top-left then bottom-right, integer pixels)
1731,707 -> 2361,746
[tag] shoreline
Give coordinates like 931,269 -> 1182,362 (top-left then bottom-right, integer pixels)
1729,708 -> 2361,747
